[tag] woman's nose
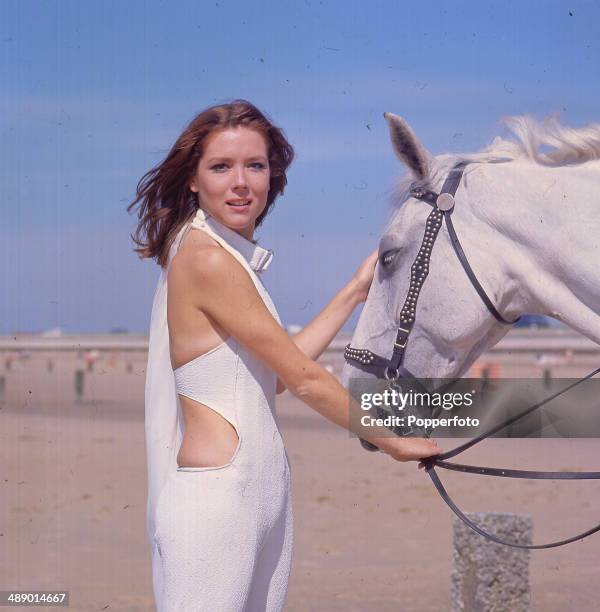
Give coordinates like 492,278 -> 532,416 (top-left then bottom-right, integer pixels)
231,166 -> 248,190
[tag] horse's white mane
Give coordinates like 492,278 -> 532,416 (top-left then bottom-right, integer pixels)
394,115 -> 600,205
461,114 -> 600,167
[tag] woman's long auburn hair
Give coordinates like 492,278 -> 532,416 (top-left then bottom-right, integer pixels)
128,100 -> 294,268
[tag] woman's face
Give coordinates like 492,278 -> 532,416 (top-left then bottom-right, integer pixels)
190,127 -> 270,240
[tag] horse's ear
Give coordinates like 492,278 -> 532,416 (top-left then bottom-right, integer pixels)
384,113 -> 430,180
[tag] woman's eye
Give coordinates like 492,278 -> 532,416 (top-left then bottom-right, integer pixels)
380,249 -> 399,268
249,162 -> 266,170
210,163 -> 228,172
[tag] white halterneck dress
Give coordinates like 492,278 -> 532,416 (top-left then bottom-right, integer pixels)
145,207 -> 293,611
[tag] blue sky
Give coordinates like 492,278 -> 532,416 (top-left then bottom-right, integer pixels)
1,0 -> 599,333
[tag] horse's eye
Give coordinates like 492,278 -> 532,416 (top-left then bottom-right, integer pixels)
380,249 -> 400,268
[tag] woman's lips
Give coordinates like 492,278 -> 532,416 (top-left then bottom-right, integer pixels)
226,199 -> 251,207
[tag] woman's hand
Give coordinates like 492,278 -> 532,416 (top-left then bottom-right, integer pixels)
350,249 -> 379,303
371,436 -> 441,463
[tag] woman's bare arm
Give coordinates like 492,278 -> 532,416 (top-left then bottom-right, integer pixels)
289,281 -> 361,360
175,244 -> 439,462
276,249 -> 378,394
275,281 -> 360,394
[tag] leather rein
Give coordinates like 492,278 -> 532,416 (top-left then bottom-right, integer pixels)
344,163 -> 600,548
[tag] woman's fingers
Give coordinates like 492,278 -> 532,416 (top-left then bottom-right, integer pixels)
352,249 -> 380,302
421,438 -> 440,457
380,436 -> 441,462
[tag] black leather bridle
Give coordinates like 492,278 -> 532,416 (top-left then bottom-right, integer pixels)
344,163 -> 600,548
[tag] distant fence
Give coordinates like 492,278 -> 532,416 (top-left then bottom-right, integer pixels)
1,329 -> 599,379
0,334 -> 149,352
1,328 -> 598,353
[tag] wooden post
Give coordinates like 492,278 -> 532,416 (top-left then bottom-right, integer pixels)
74,370 -> 85,401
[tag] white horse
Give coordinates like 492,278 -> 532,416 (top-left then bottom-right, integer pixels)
342,113 -> 600,387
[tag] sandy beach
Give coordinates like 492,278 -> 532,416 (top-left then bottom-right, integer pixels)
1,354 -> 600,611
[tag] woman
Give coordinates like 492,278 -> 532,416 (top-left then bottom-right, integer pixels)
129,100 -> 439,611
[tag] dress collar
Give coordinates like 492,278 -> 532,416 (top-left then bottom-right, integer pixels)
190,207 -> 274,273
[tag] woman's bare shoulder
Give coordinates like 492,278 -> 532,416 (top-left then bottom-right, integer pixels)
168,227 -> 225,280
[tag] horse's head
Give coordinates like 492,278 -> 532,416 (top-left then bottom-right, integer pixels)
343,113 -> 521,388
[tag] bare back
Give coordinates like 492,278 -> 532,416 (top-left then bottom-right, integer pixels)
168,226 -> 231,367
167,226 -> 238,468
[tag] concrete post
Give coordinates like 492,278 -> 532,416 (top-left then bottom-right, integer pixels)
452,512 -> 532,612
